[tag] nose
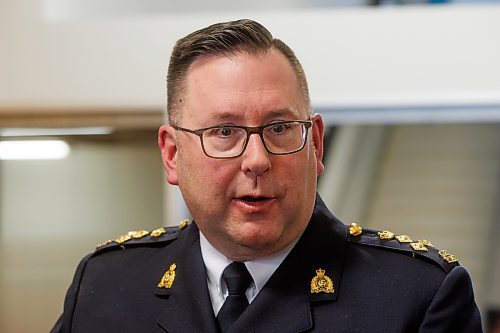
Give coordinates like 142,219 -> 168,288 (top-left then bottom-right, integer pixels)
240,133 -> 271,177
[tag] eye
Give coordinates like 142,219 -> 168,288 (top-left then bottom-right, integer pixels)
219,127 -> 233,137
270,123 -> 289,133
206,126 -> 235,138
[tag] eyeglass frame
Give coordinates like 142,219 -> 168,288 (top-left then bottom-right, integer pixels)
171,119 -> 313,159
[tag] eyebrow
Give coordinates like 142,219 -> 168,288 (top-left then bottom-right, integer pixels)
211,107 -> 301,123
265,108 -> 300,119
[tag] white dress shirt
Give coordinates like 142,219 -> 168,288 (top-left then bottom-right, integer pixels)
199,231 -> 298,315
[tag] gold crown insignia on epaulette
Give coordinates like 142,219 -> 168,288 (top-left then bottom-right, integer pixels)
95,219 -> 191,250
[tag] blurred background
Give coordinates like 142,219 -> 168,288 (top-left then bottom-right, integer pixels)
1,0 -> 499,332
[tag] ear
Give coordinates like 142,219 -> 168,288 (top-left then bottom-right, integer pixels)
311,113 -> 325,175
158,125 -> 179,185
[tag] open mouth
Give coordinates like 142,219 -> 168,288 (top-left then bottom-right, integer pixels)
240,196 -> 268,202
234,195 -> 275,211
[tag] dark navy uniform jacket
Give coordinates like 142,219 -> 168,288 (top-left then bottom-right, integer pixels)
51,195 -> 482,332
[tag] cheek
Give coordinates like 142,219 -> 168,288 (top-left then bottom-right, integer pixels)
275,157 -> 314,204
177,153 -> 236,197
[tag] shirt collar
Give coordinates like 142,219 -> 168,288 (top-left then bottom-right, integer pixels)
199,231 -> 298,294
199,232 -> 232,296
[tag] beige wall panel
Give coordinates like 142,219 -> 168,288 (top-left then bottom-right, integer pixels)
0,132 -> 164,333
364,124 -> 500,312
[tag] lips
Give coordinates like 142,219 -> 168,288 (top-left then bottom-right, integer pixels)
233,194 -> 276,212
240,196 -> 269,202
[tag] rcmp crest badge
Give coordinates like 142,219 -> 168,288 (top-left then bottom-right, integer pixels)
310,268 -> 334,294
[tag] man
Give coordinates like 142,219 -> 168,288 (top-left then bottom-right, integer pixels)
52,19 -> 482,332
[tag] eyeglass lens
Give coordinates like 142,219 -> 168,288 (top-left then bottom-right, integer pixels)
202,122 -> 308,158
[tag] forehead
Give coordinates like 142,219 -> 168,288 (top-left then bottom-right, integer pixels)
180,51 -> 307,124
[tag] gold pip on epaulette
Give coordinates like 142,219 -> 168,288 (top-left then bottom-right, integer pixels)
347,223 -> 459,271
95,219 -> 191,251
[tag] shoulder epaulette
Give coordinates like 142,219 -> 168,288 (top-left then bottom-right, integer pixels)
346,223 -> 459,273
94,219 -> 191,254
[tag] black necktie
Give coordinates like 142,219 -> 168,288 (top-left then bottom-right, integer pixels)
217,262 -> 253,332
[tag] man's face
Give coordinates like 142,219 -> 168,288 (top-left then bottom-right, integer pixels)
159,50 -> 324,261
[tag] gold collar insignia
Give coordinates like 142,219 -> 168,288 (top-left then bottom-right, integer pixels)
157,263 -> 176,289
310,268 -> 334,294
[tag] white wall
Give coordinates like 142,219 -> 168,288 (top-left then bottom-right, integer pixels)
1,2 -> 499,110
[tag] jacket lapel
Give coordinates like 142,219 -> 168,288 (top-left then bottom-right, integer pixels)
231,195 -> 348,333
154,223 -> 220,333
153,195 -> 347,333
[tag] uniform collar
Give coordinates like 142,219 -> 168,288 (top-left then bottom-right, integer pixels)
155,194 -> 348,333
199,230 -> 298,311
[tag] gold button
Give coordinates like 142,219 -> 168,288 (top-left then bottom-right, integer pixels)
348,223 -> 363,236
179,219 -> 189,230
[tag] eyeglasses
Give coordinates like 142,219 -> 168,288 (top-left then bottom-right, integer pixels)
172,120 -> 312,159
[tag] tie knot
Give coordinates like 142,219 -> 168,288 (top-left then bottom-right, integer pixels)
222,262 -> 253,296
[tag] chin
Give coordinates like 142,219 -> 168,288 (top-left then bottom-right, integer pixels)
233,226 -> 284,249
